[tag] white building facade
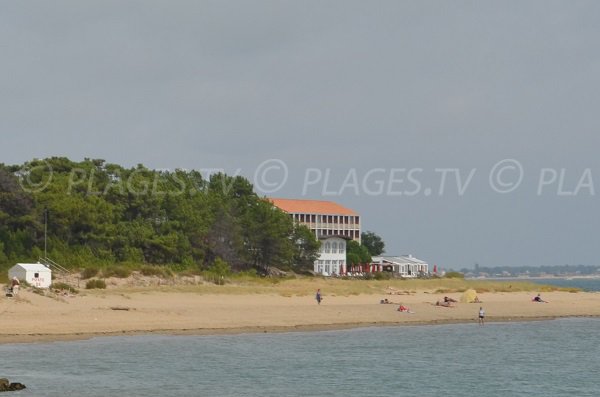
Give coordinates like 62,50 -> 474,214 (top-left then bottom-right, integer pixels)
270,198 -> 360,276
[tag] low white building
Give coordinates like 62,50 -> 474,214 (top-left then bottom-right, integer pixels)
370,255 -> 429,278
8,263 -> 52,288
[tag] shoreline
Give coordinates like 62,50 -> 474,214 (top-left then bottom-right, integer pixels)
0,315 -> 600,345
2,314 -> 599,345
2,288 -> 600,345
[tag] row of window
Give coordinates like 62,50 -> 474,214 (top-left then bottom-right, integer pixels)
316,260 -> 345,275
292,214 -> 360,225
378,264 -> 429,275
316,260 -> 345,265
321,241 -> 345,254
318,229 -> 360,239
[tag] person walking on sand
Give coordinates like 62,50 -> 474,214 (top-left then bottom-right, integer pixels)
316,289 -> 322,305
478,307 -> 485,326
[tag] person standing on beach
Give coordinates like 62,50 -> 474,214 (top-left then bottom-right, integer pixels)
478,307 -> 485,326
316,289 -> 322,305
11,277 -> 20,295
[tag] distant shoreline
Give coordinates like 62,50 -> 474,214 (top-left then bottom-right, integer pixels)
468,276 -> 600,280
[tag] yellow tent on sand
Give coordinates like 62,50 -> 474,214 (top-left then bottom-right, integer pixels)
460,289 -> 478,303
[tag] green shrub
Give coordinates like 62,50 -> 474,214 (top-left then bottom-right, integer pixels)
85,279 -> 107,289
81,267 -> 99,279
233,269 -> 259,278
203,258 -> 231,285
51,282 -> 79,294
140,265 -> 172,277
373,272 -> 392,280
103,266 -> 131,278
444,271 -> 465,279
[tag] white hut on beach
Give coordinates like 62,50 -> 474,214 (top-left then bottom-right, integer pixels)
8,263 -> 52,288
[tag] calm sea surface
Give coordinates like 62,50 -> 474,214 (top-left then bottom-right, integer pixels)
2,318 -> 599,396
528,278 -> 600,291
473,277 -> 600,291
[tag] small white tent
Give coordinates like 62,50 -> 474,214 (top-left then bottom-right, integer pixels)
8,263 -> 52,289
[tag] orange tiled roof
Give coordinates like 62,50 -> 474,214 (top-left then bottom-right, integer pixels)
270,198 -> 358,216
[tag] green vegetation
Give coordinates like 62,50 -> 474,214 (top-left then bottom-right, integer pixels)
140,265 -> 173,278
346,240 -> 372,267
202,257 -> 231,285
51,282 -> 79,294
444,271 -> 465,279
102,266 -> 132,279
361,231 -> 385,256
0,158 -> 320,276
85,279 -> 107,289
81,267 -> 100,279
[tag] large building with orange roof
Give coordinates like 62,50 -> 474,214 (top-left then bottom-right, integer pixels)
270,198 -> 361,275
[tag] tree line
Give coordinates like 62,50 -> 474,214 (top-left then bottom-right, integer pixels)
0,157 -> 320,273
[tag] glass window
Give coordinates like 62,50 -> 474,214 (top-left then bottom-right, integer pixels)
332,242 -> 337,252
339,241 -> 345,253
325,242 -> 331,253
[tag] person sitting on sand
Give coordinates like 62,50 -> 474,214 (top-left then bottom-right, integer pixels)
436,300 -> 453,307
398,305 -> 412,313
444,296 -> 458,303
532,293 -> 548,303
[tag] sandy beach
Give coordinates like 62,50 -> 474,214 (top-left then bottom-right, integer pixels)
1,286 -> 599,344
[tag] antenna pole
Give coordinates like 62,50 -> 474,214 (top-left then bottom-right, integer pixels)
44,208 -> 48,259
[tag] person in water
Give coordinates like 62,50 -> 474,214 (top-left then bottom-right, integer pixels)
478,307 -> 485,325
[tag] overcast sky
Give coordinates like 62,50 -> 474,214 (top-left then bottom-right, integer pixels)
2,1 -> 599,269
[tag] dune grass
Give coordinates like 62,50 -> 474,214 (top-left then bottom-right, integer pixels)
102,275 -> 580,296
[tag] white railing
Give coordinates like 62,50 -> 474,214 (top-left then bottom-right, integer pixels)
38,257 -> 70,274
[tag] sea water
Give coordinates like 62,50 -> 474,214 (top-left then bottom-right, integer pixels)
2,318 -> 599,397
528,278 -> 600,292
